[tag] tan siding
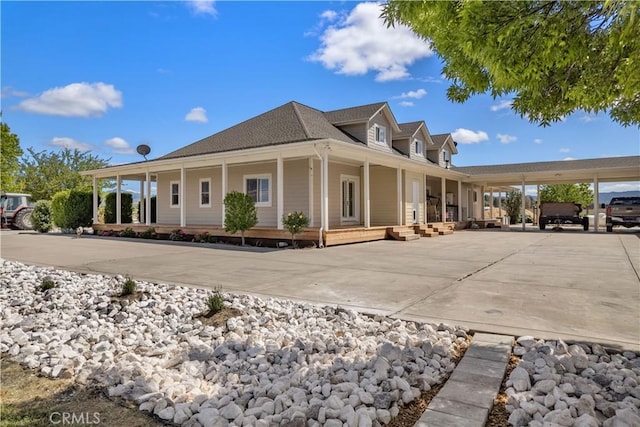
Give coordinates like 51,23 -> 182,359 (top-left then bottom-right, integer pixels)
157,171 -> 180,225
185,168 -> 222,225
328,162 -> 361,228
312,159 -> 321,227
283,159 -> 309,217
392,138 -> 410,157
367,114 -> 392,152
228,162 -> 277,227
369,166 -> 397,225
410,138 -> 427,162
338,123 -> 367,143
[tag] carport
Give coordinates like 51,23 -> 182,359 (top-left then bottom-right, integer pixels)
454,156 -> 640,231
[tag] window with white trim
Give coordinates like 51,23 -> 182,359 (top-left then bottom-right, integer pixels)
170,181 -> 180,208
244,174 -> 271,207
199,178 -> 211,208
415,139 -> 424,156
374,124 -> 387,145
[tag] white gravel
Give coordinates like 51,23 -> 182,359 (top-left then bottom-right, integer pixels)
0,259 -> 468,426
507,336 -> 640,426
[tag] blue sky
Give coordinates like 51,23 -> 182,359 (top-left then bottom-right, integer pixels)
2,1 -> 639,193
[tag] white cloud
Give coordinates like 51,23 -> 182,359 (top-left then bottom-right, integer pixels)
418,75 -> 444,84
451,128 -> 489,144
599,182 -> 640,192
496,133 -> 517,144
1,86 -> 28,98
185,107 -> 208,123
320,10 -> 338,22
490,100 -> 513,112
396,88 -> 427,99
49,137 -> 93,151
580,114 -> 597,123
187,1 -> 216,17
17,82 -> 122,117
399,101 -> 414,107
559,148 -> 571,153
563,157 -> 576,161
309,2 -> 433,82
105,137 -> 135,155
533,138 -> 543,144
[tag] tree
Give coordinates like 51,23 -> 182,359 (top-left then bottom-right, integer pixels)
383,1 -> 640,126
282,211 -> 310,248
503,189 -> 522,224
20,148 -> 110,200
223,191 -> 257,246
540,183 -> 594,210
1,121 -> 24,192
51,189 -> 93,230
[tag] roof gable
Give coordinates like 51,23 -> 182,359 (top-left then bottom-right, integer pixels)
430,133 -> 458,154
396,121 -> 434,145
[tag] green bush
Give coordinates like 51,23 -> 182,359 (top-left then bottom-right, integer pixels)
206,286 -> 224,314
39,276 -> 56,292
121,276 -> 136,296
139,227 -> 156,239
120,227 -> 136,238
223,191 -> 257,246
104,192 -> 133,224
169,229 -> 185,241
137,196 -> 157,223
282,211 -> 310,248
31,200 -> 53,233
51,189 -> 93,229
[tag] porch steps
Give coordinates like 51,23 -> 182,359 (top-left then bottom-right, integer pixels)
413,224 -> 439,238
387,226 -> 421,241
428,222 -> 455,236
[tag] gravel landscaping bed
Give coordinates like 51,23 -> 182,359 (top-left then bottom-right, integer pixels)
505,336 -> 640,426
0,260 -> 468,426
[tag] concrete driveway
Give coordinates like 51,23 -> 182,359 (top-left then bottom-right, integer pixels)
1,229 -> 638,351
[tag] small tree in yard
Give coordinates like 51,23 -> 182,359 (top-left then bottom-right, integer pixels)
282,211 -> 309,248
504,189 -> 522,224
223,191 -> 257,246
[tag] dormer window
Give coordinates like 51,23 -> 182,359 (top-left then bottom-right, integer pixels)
415,139 -> 424,156
375,125 -> 387,145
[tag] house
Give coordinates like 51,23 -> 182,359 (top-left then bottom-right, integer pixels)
82,101 -> 640,245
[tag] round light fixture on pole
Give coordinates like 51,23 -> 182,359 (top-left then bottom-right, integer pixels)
136,144 -> 151,160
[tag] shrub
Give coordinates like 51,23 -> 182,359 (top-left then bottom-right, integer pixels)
169,229 -> 185,241
121,276 -> 136,296
104,192 -> 133,224
39,276 -> 56,292
139,227 -> 156,239
206,286 -> 224,314
282,211 -> 310,248
51,189 -> 93,229
504,189 -> 522,224
193,232 -> 211,243
120,227 -> 136,238
31,200 -> 53,233
223,191 -> 257,246
137,196 -> 157,223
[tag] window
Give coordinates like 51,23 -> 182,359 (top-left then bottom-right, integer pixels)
244,174 -> 271,207
199,178 -> 211,208
415,139 -> 424,156
170,181 -> 180,208
374,124 -> 387,144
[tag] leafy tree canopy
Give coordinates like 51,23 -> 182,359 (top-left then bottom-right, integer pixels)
20,147 -> 110,200
1,120 -> 24,192
383,0 -> 640,126
503,189 -> 522,223
223,191 -> 258,245
539,183 -> 594,207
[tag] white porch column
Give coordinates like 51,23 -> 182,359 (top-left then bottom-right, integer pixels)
277,155 -> 284,230
423,172 -> 427,224
441,178 -> 446,222
498,190 -> 502,217
364,158 -> 370,228
489,188 -> 494,219
221,161 -> 227,226
180,165 -> 186,227
116,174 -> 122,225
480,185 -> 485,220
322,149 -> 329,232
521,178 -> 526,231
139,179 -> 144,224
593,176 -> 599,232
308,158 -> 314,227
536,184 -> 540,225
397,168 -> 403,225
457,180 -> 462,222
145,170 -> 151,226
92,176 -> 98,224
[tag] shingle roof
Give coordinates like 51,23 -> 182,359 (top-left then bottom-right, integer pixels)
454,156 -> 640,175
323,102 -> 387,125
430,133 -> 450,149
395,121 -> 423,138
160,102 -> 362,160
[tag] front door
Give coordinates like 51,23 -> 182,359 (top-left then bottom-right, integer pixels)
341,175 -> 359,222
412,181 -> 420,224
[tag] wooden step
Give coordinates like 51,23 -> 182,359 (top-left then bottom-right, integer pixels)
387,226 -> 421,241
413,225 -> 439,237
437,229 -> 454,236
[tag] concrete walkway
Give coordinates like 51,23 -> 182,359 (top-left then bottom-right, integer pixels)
1,229 -> 638,351
416,333 -> 513,427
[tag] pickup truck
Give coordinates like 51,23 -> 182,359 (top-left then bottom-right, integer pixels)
539,202 -> 588,231
603,196 -> 640,232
